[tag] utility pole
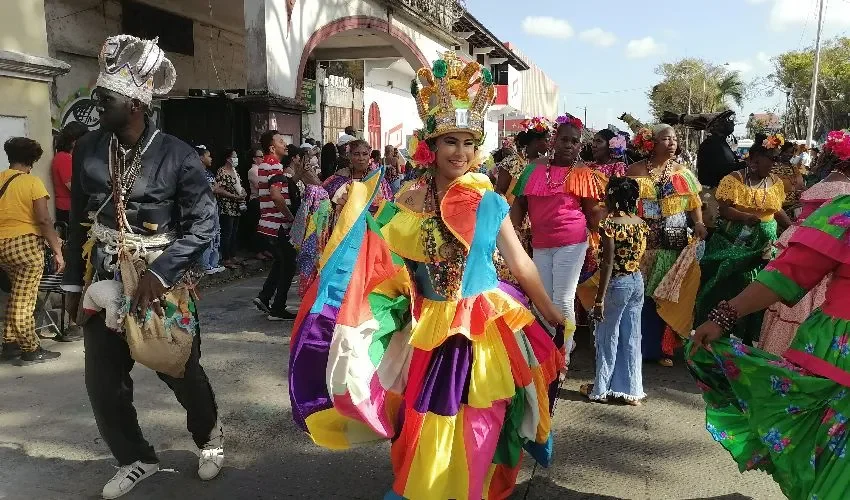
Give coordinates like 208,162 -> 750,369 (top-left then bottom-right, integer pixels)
584,106 -> 587,127
806,0 -> 825,146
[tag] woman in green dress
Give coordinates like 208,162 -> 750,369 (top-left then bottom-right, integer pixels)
695,133 -> 792,345
688,193 -> 850,500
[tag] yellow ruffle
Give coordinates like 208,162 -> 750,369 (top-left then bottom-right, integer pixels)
715,174 -> 785,215
410,288 -> 534,352
660,193 -> 701,217
380,206 -> 436,262
633,176 -> 657,200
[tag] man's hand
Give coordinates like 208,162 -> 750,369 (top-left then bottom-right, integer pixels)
130,272 -> 167,319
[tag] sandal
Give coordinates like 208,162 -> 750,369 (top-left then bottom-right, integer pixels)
659,358 -> 674,368
620,397 -> 643,406
579,384 -> 606,403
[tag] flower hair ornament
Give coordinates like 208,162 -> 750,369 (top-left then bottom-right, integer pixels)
824,130 -> 850,162
521,116 -> 553,134
762,133 -> 786,150
554,114 -> 583,131
609,135 -> 628,157
632,127 -> 655,157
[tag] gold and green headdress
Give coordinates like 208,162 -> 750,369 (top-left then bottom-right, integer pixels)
411,52 -> 495,142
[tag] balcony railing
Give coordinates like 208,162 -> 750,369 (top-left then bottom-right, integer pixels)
379,0 -> 466,35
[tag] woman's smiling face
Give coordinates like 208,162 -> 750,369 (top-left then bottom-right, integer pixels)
434,132 -> 477,180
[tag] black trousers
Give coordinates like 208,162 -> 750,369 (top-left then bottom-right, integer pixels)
84,314 -> 218,465
259,232 -> 297,315
55,208 -> 69,225
219,214 -> 240,261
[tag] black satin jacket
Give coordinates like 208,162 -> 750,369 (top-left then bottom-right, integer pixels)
63,122 -> 215,287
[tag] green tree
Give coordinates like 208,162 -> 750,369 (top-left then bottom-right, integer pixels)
770,37 -> 850,140
648,58 -> 748,151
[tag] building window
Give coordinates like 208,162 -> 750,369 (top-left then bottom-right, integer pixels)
122,1 -> 194,56
491,63 -> 509,85
368,102 -> 381,150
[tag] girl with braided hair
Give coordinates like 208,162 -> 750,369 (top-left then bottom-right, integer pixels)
580,177 -> 648,404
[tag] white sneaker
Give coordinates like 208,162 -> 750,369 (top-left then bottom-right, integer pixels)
198,420 -> 224,481
102,461 -> 159,499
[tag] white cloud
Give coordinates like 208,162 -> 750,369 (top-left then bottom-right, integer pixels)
763,0 -> 850,31
579,28 -> 617,47
521,16 -> 574,39
756,51 -> 771,66
726,61 -> 754,73
626,37 -> 664,59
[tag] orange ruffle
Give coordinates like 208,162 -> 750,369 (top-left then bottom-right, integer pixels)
566,166 -> 602,200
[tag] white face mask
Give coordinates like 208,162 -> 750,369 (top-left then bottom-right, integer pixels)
230,156 -> 239,167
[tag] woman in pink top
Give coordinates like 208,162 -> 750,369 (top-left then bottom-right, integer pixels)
759,130 -> 850,355
510,114 -> 602,360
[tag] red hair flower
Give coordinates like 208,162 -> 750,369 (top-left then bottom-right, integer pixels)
412,140 -> 436,166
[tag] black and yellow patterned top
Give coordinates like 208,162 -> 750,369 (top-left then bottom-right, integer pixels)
599,217 -> 649,277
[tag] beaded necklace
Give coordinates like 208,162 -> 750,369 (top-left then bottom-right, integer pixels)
545,155 -> 577,189
647,157 -> 676,199
744,168 -> 769,206
420,173 -> 466,298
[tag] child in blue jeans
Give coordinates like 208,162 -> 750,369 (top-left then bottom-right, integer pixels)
581,177 -> 648,405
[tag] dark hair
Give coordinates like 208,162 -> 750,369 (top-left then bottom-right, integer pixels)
347,139 -> 371,153
55,121 -> 89,153
5,137 -> 43,166
282,145 -> 306,169
194,145 -> 209,157
219,147 -> 236,167
321,142 -> 338,180
344,126 -> 356,136
749,133 -> 780,160
605,176 -> 640,214
370,150 -> 381,162
595,129 -> 616,142
260,130 -> 280,155
516,129 -> 548,149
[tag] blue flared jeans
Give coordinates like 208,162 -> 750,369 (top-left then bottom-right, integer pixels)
590,271 -> 646,401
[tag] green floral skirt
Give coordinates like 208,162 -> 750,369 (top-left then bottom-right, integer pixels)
686,310 -> 850,500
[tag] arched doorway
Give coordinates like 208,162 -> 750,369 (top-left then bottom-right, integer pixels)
368,102 -> 381,150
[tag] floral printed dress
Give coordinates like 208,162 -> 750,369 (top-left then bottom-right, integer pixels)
687,195 -> 850,500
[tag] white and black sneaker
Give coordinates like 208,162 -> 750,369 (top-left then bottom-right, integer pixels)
198,419 -> 224,481
102,461 -> 159,499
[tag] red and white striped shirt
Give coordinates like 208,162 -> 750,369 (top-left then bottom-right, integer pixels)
256,160 -> 291,237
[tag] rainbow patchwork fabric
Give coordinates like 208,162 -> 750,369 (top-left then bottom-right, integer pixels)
288,170 -> 564,499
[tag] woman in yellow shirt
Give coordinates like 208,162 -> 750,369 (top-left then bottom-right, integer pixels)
0,137 -> 64,363
695,133 -> 792,346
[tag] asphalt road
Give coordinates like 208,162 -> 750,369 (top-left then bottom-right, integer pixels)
0,276 -> 784,499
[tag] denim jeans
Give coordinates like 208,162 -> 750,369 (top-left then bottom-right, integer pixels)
201,209 -> 221,270
532,241 -> 588,361
590,272 -> 645,401
219,214 -> 240,262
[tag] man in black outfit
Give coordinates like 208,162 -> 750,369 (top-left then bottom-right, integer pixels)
696,110 -> 741,233
62,35 -> 223,499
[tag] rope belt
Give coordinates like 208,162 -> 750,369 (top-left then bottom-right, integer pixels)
92,221 -> 176,259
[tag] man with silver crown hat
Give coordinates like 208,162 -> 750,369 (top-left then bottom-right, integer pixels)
62,35 -> 224,499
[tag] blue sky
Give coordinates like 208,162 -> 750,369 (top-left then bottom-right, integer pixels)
464,0 -> 850,135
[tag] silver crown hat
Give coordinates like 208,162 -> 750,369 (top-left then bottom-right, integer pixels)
95,35 -> 176,105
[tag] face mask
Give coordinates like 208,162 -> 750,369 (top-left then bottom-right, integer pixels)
231,156 -> 239,167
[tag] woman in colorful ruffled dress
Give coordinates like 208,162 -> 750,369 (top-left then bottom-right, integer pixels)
696,133 -> 792,346
773,140 -> 806,220
495,117 -> 551,201
688,193 -> 850,500
510,114 -> 603,361
760,130 -> 850,355
575,130 -> 629,309
288,55 -> 566,500
289,139 -> 393,295
627,125 -> 706,367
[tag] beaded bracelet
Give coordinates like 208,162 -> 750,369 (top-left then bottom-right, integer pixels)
707,300 -> 739,332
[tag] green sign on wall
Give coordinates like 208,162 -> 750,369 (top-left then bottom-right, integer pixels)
301,78 -> 317,114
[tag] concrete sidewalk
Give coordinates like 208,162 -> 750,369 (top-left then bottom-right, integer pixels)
0,276 -> 783,499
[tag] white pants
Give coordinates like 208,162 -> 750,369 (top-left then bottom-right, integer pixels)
533,241 -> 588,363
